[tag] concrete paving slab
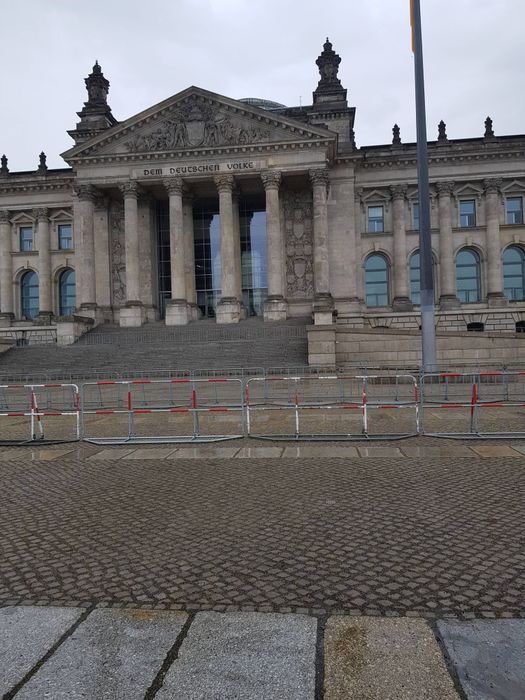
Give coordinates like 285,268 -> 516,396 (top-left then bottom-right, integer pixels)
235,447 -> 285,458
400,445 -> 475,457
510,444 -> 525,455
357,446 -> 403,457
123,448 -> 178,460
282,445 -> 359,458
437,619 -> 525,700
470,445 -> 521,457
29,448 -> 77,461
88,448 -> 138,460
324,616 -> 459,700
0,606 -> 82,697
16,609 -> 188,700
168,446 -> 240,458
157,611 -> 317,699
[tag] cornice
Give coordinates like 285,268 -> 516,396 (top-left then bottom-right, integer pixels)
65,138 -> 335,166
0,178 -> 73,195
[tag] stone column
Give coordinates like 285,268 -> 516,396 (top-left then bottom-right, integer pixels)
261,170 -> 287,321
436,181 -> 459,309
163,177 -> 189,325
183,193 -> 199,320
93,195 -> 112,318
310,168 -> 333,324
484,178 -> 506,307
214,174 -> 242,323
390,185 -> 413,311
119,181 -> 144,327
73,184 -> 97,316
0,210 -> 13,325
34,208 -> 52,323
232,189 -> 243,302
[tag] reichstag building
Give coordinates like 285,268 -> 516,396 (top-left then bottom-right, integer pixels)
1,39 -> 524,336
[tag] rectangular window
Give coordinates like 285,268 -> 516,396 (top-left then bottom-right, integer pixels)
412,203 -> 419,230
367,205 -> 384,233
19,226 -> 33,251
58,223 -> 73,250
459,200 -> 476,228
506,197 -> 523,225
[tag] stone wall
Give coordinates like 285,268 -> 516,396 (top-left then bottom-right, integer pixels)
308,325 -> 525,368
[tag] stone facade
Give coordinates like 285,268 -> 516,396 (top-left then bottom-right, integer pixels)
1,39 -> 525,339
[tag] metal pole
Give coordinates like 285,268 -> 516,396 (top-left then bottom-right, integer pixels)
412,0 -> 437,371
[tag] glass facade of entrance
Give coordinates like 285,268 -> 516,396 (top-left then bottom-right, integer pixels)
240,199 -> 267,316
193,204 -> 221,318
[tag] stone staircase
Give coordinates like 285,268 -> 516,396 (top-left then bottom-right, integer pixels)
0,318 -> 310,381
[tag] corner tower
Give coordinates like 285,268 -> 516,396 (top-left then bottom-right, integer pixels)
68,61 -> 118,145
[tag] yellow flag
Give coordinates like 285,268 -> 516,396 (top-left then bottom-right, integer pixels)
410,0 -> 415,52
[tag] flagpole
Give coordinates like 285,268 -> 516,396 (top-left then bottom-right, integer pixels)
411,0 -> 437,371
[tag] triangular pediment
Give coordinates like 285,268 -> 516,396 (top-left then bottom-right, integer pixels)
62,86 -> 335,162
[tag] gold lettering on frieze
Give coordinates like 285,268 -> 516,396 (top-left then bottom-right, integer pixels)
136,161 -> 261,179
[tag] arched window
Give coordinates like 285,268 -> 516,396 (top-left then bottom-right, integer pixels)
59,268 -> 76,316
410,252 -> 421,305
365,254 -> 389,307
503,246 -> 525,301
21,270 -> 39,320
456,249 -> 481,303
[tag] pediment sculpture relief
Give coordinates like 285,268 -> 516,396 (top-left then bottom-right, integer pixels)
124,99 -> 271,152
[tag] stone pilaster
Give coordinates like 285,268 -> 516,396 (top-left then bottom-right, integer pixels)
119,181 -> 144,326
436,181 -> 460,309
261,170 -> 287,321
164,177 -> 189,325
214,174 -> 242,323
73,184 -> 97,317
93,195 -> 112,317
484,178 -> 506,307
390,185 -> 413,311
310,168 -> 333,324
0,209 -> 13,324
34,208 -> 52,323
182,193 -> 199,321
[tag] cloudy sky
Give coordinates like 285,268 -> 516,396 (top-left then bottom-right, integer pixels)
1,0 -> 523,170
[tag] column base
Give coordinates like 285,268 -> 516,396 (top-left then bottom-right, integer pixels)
263,296 -> 288,322
216,297 -> 242,324
392,296 -> 414,312
35,311 -> 54,326
439,294 -> 460,310
119,302 -> 145,327
165,299 -> 189,326
487,292 -> 508,308
188,303 -> 201,322
312,293 -> 334,326
0,312 -> 14,328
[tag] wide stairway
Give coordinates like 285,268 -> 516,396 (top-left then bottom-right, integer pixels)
0,317 -> 310,381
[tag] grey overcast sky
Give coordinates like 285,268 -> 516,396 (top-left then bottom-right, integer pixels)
0,0 -> 523,170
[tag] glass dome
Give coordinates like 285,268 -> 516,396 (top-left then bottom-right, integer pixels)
239,97 -> 286,111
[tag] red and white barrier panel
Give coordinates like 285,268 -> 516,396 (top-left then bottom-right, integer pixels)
80,378 -> 244,444
420,370 -> 525,437
0,383 -> 80,442
245,374 -> 419,440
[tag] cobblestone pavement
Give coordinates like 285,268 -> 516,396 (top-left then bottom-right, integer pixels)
0,441 -> 523,619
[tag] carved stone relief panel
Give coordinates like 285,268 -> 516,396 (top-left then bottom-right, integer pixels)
109,201 -> 126,306
283,190 -> 314,299
124,97 -> 271,152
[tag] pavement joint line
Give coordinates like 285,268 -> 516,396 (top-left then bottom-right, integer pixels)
143,612 -> 196,700
314,614 -> 328,700
1,605 -> 95,700
427,618 -> 469,700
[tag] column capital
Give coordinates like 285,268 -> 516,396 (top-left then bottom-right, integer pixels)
214,173 -> 235,193
163,177 -> 185,196
389,184 -> 407,201
483,178 -> 502,195
436,180 -> 455,197
0,209 -> 10,224
260,170 -> 282,191
73,183 -> 97,201
33,207 -> 50,222
309,168 -> 329,190
119,180 -> 141,199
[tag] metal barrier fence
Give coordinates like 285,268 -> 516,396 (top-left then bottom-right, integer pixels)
420,370 -> 525,438
0,383 -> 80,444
80,378 -> 244,444
245,374 -> 419,440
